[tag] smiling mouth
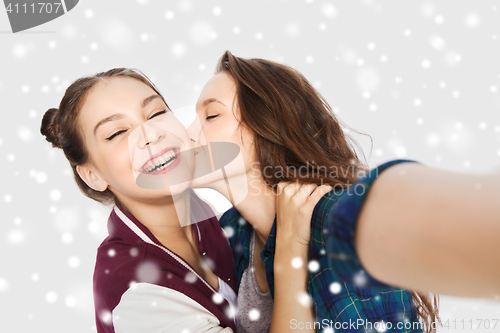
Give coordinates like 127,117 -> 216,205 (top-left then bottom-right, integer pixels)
141,147 -> 179,173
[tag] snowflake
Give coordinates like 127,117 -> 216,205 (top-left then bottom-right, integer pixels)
308,260 -> 320,272
185,272 -> 197,284
329,282 -> 342,294
248,308 -> 260,321
465,13 -> 480,28
68,256 -> 80,268
435,15 -> 444,25
18,127 -> 33,142
0,276 -> 9,292
65,295 -> 77,308
223,226 -> 234,238
297,291 -> 312,306
7,229 -> 24,244
353,271 -> 368,286
213,7 -> 222,16
291,257 -> 303,269
50,189 -> 62,201
46,291 -> 58,304
429,35 -> 446,50
171,42 -> 186,57
421,59 -> 431,69
84,9 -> 93,18
212,293 -> 224,304
165,11 -> 175,20
321,3 -> 337,18
100,310 -> 112,324
374,321 -> 388,332
61,232 -> 73,244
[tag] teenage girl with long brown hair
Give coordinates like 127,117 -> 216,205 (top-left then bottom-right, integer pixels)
188,51 -> 500,332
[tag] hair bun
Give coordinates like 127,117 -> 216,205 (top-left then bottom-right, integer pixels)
40,108 -> 61,148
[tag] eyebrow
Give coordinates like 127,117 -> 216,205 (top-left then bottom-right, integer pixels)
93,94 -> 162,136
142,94 -> 161,108
202,98 -> 226,108
93,113 -> 125,136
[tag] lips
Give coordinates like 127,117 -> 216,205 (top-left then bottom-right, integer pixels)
139,146 -> 180,173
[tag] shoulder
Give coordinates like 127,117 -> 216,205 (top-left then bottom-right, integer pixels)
329,159 -> 421,221
219,207 -> 243,229
93,237 -> 148,310
219,207 -> 253,249
322,160 -> 422,258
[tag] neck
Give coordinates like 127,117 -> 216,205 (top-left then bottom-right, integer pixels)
115,189 -> 194,246
208,170 -> 276,244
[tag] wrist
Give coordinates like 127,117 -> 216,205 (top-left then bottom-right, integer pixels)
275,243 -> 309,264
276,234 -> 310,248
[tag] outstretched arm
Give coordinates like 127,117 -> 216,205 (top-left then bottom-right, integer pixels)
356,162 -> 500,298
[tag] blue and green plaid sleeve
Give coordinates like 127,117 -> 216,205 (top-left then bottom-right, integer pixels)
220,159 -> 424,332
325,159 -> 420,288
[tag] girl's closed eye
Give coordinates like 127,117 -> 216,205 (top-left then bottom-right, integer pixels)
149,109 -> 168,119
106,129 -> 127,141
206,114 -> 220,120
105,109 -> 168,141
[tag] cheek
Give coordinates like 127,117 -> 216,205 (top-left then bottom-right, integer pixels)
206,119 -> 240,145
103,141 -> 134,180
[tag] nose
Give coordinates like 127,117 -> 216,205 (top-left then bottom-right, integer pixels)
187,115 -> 202,144
137,122 -> 164,149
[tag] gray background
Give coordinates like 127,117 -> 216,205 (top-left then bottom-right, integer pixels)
1,0 -> 500,332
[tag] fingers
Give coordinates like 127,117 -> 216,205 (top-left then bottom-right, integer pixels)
298,183 -> 318,197
306,184 -> 334,208
276,181 -> 301,197
277,181 -> 332,199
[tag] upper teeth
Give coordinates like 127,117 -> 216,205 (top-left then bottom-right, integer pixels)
145,150 -> 177,172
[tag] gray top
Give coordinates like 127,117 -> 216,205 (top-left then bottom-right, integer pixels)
236,230 -> 274,333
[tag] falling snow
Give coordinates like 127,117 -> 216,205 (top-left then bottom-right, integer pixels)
61,232 -> 73,244
308,260 -> 320,272
329,282 -> 342,294
248,308 -> 260,321
184,272 -> 197,284
68,256 -> 80,268
212,293 -> 224,304
45,291 -> 58,304
0,277 -> 9,292
291,257 -> 303,269
2,1 -> 499,331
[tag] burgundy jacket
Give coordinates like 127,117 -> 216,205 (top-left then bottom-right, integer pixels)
93,190 -> 237,332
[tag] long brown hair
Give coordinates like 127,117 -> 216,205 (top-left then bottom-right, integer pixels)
40,68 -> 169,205
216,50 -> 440,332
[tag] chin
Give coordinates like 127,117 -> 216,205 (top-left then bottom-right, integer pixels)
189,171 -> 225,189
166,182 -> 192,196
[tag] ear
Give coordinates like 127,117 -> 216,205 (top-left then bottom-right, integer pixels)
76,164 -> 108,192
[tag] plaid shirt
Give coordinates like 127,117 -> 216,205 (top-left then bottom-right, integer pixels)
219,159 -> 422,333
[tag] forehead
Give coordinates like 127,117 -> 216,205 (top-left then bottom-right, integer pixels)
197,73 -> 236,106
78,77 -> 158,131
82,77 -> 156,112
